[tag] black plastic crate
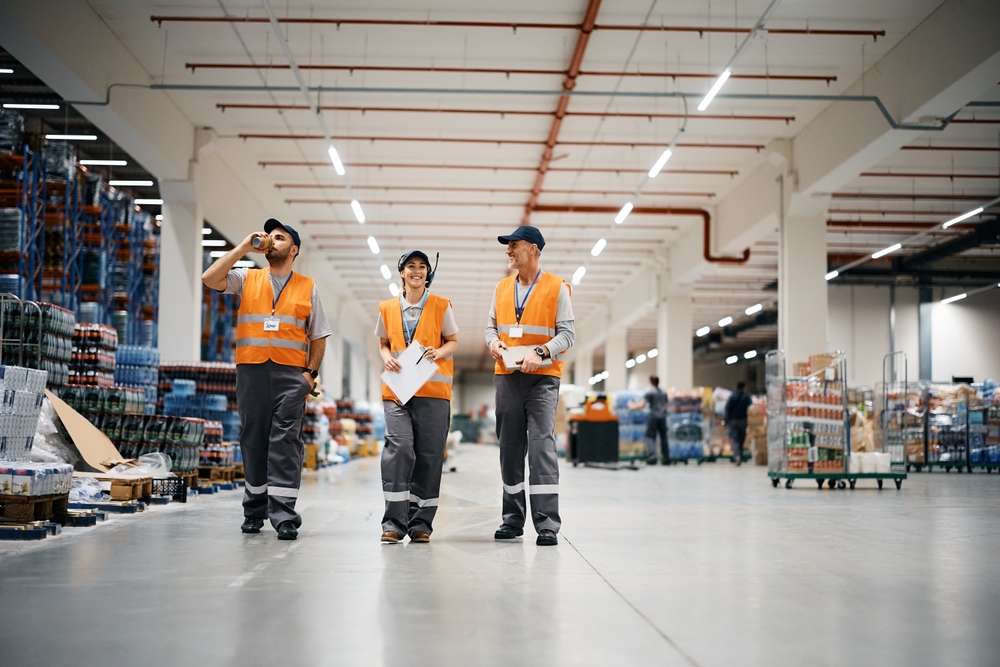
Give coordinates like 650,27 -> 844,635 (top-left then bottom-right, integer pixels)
150,477 -> 187,503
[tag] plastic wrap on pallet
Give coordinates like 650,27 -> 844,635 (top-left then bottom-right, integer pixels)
0,208 -> 24,253
0,110 -> 24,153
41,142 -> 75,182
0,462 -> 73,496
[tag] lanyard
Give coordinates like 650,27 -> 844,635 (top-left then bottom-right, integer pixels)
514,270 -> 541,324
401,291 -> 429,346
271,272 -> 293,315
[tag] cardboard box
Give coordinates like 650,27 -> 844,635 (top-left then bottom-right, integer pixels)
45,390 -> 128,472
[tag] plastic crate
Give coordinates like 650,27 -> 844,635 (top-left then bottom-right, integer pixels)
150,477 -> 187,503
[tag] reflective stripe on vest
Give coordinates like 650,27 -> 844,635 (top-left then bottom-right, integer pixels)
235,269 -> 314,367
494,271 -> 565,378
379,292 -> 454,402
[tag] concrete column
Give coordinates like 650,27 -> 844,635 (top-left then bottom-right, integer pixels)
574,346 -> 593,388
662,287 -> 694,389
780,212 -> 829,367
158,181 -> 202,361
604,327 -> 628,394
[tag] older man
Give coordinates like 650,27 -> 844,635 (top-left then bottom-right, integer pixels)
485,225 -> 574,546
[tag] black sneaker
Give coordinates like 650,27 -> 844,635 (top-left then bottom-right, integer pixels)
241,517 -> 264,534
277,521 -> 298,541
536,530 -> 558,546
494,524 -> 524,540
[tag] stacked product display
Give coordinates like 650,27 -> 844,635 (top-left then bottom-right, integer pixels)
114,345 -> 159,414
199,421 -> 234,467
613,390 -> 649,461
157,361 -> 239,441
69,323 -> 117,387
785,379 -> 846,474
668,390 -> 706,461
1,299 -> 75,387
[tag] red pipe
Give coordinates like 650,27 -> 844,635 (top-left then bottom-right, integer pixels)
274,183 -> 716,197
257,160 -> 739,176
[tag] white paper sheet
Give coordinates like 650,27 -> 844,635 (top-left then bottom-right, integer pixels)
501,345 -> 553,371
381,343 -> 439,404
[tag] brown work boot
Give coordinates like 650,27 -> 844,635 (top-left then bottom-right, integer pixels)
410,531 -> 430,543
380,531 -> 400,544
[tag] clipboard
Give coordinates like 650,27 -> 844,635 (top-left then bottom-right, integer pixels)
381,342 -> 439,404
501,345 -> 553,371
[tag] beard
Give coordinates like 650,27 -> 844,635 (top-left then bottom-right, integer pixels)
266,245 -> 292,264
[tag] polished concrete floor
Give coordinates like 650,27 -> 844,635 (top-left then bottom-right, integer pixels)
1,445 -> 999,667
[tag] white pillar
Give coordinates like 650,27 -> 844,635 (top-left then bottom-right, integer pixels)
662,286 -> 694,389
368,338 -> 383,405
574,346 -> 594,388
158,181 -> 202,360
604,326 -> 628,394
780,212 -> 829,367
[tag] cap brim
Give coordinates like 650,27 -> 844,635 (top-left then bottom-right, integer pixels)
263,218 -> 284,234
497,235 -> 516,245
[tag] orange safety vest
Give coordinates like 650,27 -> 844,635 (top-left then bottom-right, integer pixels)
235,269 -> 314,367
494,271 -> 565,378
379,292 -> 454,402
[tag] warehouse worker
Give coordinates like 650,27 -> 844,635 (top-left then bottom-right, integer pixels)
376,251 -> 458,544
486,226 -> 574,547
724,381 -> 753,466
627,375 -> 669,465
202,219 -> 331,541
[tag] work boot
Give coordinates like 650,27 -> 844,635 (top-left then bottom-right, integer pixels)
276,521 -> 298,541
494,524 -> 523,540
536,530 -> 558,546
410,531 -> 430,543
381,531 -> 400,544
241,517 -> 264,534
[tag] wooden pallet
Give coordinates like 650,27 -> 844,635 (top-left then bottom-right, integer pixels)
0,493 -> 70,523
198,465 -> 235,482
304,444 -> 319,470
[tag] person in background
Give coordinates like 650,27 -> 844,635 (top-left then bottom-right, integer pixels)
628,375 -> 669,465
376,251 -> 458,544
724,381 -> 753,466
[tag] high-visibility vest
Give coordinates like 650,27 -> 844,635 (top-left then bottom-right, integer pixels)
494,271 -> 565,378
235,269 -> 314,367
379,292 -> 454,402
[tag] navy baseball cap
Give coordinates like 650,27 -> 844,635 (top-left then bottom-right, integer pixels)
498,225 -> 545,251
264,218 -> 300,248
397,250 -> 430,272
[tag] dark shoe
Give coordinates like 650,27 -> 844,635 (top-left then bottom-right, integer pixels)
494,524 -> 523,540
646,457 -> 658,466
381,531 -> 400,544
536,530 -> 558,546
241,517 -> 264,534
410,531 -> 430,543
276,521 -> 298,541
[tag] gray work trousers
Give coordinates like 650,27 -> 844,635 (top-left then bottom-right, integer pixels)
236,361 -> 312,530
494,373 -> 561,534
381,397 -> 451,537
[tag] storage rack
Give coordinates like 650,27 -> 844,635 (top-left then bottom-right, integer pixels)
0,146 -> 45,301
201,283 -> 238,362
766,349 -> 906,490
40,160 -> 84,313
901,382 -> 976,473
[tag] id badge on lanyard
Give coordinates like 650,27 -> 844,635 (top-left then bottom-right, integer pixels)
264,317 -> 280,331
509,325 -> 524,339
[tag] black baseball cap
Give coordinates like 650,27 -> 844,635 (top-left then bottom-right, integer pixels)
498,225 -> 545,251
263,218 -> 300,248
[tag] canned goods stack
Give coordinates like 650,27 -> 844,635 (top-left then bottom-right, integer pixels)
0,462 -> 73,496
199,421 -> 234,466
114,345 -> 160,414
0,208 -> 23,254
1,301 -> 75,387
70,323 -> 118,387
0,365 -> 48,462
41,141 -> 75,182
158,361 -> 240,440
57,384 -> 147,450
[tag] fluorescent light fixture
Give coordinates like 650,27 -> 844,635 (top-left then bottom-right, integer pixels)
380,264 -> 391,280
614,202 -> 633,225
155,215 -> 163,221
109,180 -> 153,187
3,103 -> 59,110
941,293 -> 967,304
942,207 -> 983,229
201,227 -> 211,234
726,355 -> 738,365
0,69 -> 13,74
328,145 -> 346,176
572,266 -> 586,285
388,283 -> 400,297
233,260 -> 256,268
134,198 -> 163,205
744,350 -> 758,360
601,370 -> 609,379
367,236 -> 380,254
718,316 -> 733,327
648,149 -> 673,178
636,353 -> 647,364
825,270 -> 839,281
351,199 -> 366,224
697,69 -> 731,111
696,326 -> 711,337
591,238 -> 607,257
209,250 -> 227,258
80,159 -> 127,166
745,303 -> 762,316
626,359 -> 636,369
871,243 -> 902,259
201,239 -> 227,247
45,134 -> 96,141
647,348 -> 658,358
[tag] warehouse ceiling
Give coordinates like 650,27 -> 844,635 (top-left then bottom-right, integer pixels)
3,1 -> 999,369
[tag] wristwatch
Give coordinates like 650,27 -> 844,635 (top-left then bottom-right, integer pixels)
534,346 -> 548,359
306,368 -> 319,379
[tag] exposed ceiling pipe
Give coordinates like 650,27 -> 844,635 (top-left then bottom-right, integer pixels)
151,14 -> 885,39
827,220 -> 975,231
901,145 -> 1000,152
187,61 -> 836,84
832,192 -> 999,201
522,0 -> 602,226
274,184 -> 716,197
859,171 -> 1000,179
219,103 -> 796,123
257,161 -> 740,177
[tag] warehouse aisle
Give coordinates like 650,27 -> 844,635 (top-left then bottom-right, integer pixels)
2,447 -> 999,667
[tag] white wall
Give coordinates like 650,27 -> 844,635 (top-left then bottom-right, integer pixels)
932,288 -> 1000,383
454,371 -> 495,418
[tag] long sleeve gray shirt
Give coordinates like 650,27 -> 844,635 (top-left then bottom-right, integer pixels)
484,275 -> 575,358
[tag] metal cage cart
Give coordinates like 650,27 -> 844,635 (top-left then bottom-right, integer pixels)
766,349 -> 906,490
902,382 -> 974,473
